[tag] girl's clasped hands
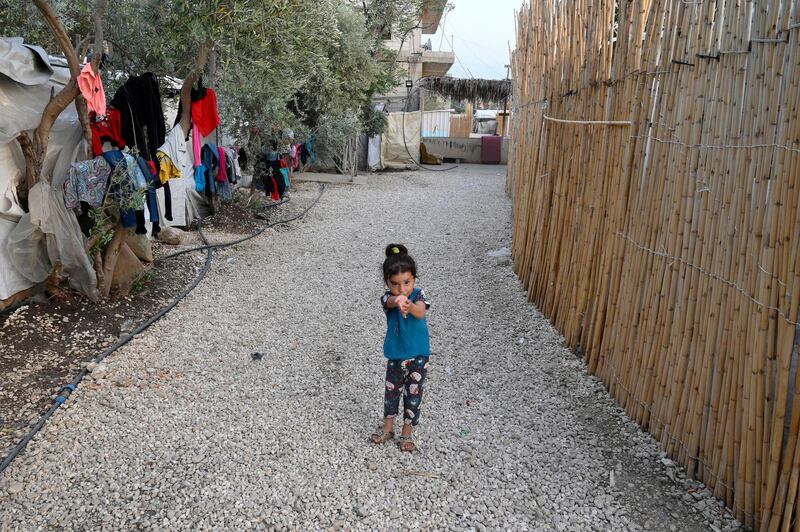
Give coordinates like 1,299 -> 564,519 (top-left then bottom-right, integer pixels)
394,294 -> 411,318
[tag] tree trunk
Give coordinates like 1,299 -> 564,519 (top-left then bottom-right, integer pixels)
178,40 -> 213,137
98,224 -> 128,299
18,0 -> 108,205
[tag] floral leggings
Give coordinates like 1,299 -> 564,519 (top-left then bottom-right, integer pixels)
384,356 -> 429,426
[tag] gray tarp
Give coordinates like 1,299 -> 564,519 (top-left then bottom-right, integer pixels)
0,38 -> 94,300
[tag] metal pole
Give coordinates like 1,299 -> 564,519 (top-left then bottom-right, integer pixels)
501,63 -> 510,136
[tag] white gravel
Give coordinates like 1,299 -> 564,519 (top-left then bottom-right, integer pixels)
0,165 -> 741,531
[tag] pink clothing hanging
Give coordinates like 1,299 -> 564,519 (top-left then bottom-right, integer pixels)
77,63 -> 106,116
192,123 -> 202,168
217,146 -> 228,183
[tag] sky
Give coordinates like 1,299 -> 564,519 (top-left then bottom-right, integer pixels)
428,0 -> 522,80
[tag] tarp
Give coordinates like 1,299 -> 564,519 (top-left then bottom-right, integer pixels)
381,112 -> 421,168
368,134 -> 382,170
0,38 -> 90,300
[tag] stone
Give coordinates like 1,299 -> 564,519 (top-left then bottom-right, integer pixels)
157,227 -> 185,246
111,243 -> 145,292
126,233 -> 154,263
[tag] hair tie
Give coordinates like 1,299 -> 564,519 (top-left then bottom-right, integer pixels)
391,246 -> 400,254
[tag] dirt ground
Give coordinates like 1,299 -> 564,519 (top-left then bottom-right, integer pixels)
0,188 -> 279,464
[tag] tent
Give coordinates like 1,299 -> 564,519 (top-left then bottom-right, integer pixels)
0,38 -> 93,304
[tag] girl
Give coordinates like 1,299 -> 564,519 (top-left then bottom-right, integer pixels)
370,244 -> 431,452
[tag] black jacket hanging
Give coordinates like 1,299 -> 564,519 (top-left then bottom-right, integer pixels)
110,72 -> 166,172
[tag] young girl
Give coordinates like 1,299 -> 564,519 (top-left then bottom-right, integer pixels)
370,244 -> 431,452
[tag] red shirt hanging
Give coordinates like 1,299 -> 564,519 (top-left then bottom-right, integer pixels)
90,108 -> 126,156
191,88 -> 220,137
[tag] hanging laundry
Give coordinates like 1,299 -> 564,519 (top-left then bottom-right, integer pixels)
218,180 -> 232,201
173,76 -> 208,127
304,137 -> 317,164
222,147 -> 238,184
217,146 -> 228,183
157,153 -> 181,183
134,156 -> 161,235
290,143 -> 302,170
63,157 -> 112,209
90,108 -> 126,156
253,156 -> 281,200
279,158 -> 290,191
226,147 -> 242,183
300,143 -> 310,165
194,164 -> 207,194
269,176 -> 280,201
188,122 -> 208,196
77,63 -> 106,116
109,72 -> 166,171
192,123 -> 203,169
157,125 -> 192,184
101,150 -> 146,229
237,146 -> 248,170
101,151 -> 146,190
201,143 -> 220,198
191,87 -> 220,137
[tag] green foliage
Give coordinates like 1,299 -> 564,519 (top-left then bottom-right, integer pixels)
360,105 -> 388,137
87,207 -> 114,258
315,109 -> 361,165
4,0 -> 429,160
0,0 -> 94,53
361,0 -> 424,40
131,269 -> 155,294
106,158 -> 146,214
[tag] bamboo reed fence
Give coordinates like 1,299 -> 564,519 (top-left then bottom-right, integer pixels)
507,0 -> 800,529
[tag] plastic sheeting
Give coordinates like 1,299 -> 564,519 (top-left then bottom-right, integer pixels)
0,216 -> 34,300
0,37 -> 90,300
6,181 -> 98,300
0,38 -> 59,87
381,112 -> 421,168
368,134 -> 382,170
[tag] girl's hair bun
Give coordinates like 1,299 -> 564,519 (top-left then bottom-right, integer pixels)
385,243 -> 409,257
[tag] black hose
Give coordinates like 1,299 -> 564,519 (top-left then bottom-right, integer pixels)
0,183 -> 325,476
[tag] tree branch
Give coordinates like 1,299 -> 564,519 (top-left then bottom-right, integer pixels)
29,0 -> 83,184
75,94 -> 93,158
15,132 -> 37,209
99,225 -> 128,298
179,40 -> 214,136
90,0 -> 108,73
77,35 -> 92,61
32,0 -> 80,77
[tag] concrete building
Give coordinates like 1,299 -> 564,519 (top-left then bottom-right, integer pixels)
375,1 -> 455,112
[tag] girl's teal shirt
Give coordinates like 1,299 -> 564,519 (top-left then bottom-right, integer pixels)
381,287 -> 431,360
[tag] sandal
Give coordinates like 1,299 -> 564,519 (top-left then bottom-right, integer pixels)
370,430 -> 394,444
398,436 -> 416,452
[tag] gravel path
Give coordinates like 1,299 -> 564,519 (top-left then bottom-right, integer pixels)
0,165 -> 740,531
